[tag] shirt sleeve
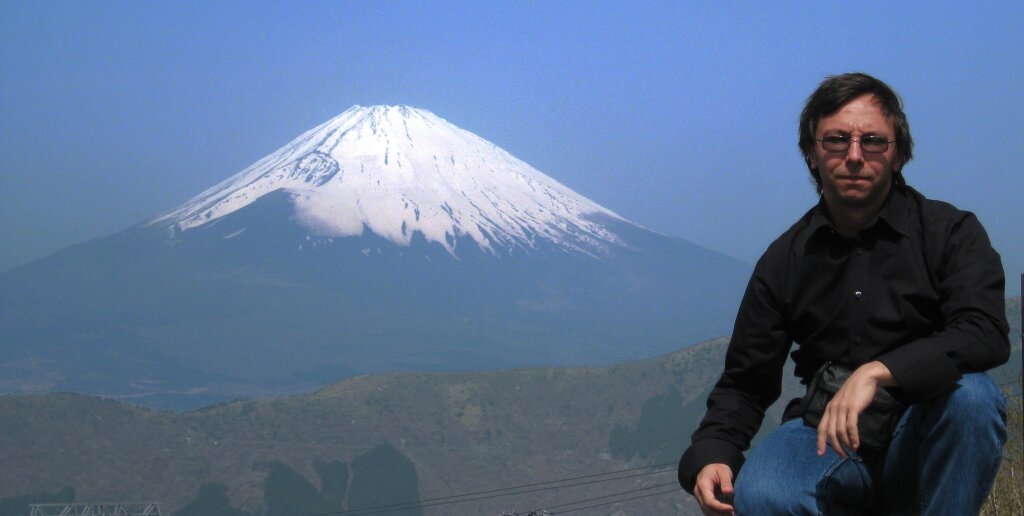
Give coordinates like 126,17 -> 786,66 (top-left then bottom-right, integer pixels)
678,252 -> 792,493
877,212 -> 1010,401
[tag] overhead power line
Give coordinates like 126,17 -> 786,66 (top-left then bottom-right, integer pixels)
549,485 -> 681,514
522,480 -> 678,515
316,462 -> 677,516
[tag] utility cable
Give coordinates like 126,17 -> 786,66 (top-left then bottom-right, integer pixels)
327,466 -> 674,515
525,480 -> 678,514
315,462 -> 676,515
549,485 -> 680,514
319,376 -> 1024,515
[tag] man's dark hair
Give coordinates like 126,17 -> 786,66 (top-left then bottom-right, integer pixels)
799,72 -> 914,193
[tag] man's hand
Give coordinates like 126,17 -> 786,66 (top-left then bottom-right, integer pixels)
816,361 -> 895,457
693,463 -> 735,515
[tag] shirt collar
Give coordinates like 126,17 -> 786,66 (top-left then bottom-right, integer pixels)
802,185 -> 912,251
876,185 -> 911,238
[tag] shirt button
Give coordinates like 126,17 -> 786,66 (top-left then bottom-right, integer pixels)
855,247 -> 864,255
854,336 -> 863,344
854,291 -> 863,299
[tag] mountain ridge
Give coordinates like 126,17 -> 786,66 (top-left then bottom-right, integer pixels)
2,303 -> 1018,516
149,105 -> 627,258
0,106 -> 752,408
0,336 -> 739,515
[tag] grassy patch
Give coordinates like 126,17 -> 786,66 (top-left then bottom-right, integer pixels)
982,378 -> 1023,515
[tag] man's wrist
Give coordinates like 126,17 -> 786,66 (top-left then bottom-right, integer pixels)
862,360 -> 896,387
679,439 -> 746,495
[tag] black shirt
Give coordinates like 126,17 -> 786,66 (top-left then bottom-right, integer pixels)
678,185 -> 1009,494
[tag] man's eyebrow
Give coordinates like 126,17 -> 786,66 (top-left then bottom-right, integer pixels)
822,129 -> 890,137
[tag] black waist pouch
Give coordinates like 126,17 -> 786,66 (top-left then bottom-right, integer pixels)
800,362 -> 907,456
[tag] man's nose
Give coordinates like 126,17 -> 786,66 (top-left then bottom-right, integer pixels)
845,140 -> 865,163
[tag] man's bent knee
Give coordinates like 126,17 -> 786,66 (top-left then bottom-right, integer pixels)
735,455 -> 870,515
932,373 -> 1006,433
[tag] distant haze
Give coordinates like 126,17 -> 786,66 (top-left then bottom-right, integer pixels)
1,3 -> 1020,295
0,107 -> 751,409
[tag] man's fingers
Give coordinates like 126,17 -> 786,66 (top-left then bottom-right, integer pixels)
700,495 -> 735,515
694,464 -> 735,516
818,404 -> 852,457
695,481 -> 734,515
813,362 -> 890,457
816,409 -> 830,456
833,400 -> 862,453
701,498 -> 734,515
833,405 -> 855,456
829,417 -> 845,457
833,409 -> 848,455
695,476 -> 714,502
847,411 -> 860,450
720,471 -> 734,495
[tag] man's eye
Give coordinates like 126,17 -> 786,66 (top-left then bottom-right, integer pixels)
822,136 -> 848,144
862,136 -> 888,145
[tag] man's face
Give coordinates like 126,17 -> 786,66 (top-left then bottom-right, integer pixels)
808,94 -> 901,212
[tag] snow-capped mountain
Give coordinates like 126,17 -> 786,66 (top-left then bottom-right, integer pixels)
152,106 -> 624,257
0,106 -> 751,409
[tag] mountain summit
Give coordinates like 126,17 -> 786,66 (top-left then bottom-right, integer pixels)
153,105 -> 622,257
1,106 -> 751,409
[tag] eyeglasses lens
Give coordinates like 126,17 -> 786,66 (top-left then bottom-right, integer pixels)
820,137 -> 891,153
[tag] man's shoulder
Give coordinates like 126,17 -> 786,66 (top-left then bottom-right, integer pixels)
900,186 -> 980,232
760,205 -> 819,260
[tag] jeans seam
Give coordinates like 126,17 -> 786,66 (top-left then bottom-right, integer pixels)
815,453 -> 863,515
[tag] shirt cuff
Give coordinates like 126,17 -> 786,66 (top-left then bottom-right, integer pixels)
678,439 -> 746,495
877,336 -> 961,401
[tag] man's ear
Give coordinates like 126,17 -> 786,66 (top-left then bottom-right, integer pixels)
806,153 -> 818,170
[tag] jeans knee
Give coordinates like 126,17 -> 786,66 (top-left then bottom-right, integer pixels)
924,373 -> 1007,450
735,458 -> 868,515
817,459 -> 873,515
734,477 -> 808,515
735,459 -> 822,514
943,373 -> 1006,423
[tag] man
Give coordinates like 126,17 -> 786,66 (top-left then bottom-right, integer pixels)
678,73 -> 1009,514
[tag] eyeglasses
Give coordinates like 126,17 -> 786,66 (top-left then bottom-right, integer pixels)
816,135 -> 895,153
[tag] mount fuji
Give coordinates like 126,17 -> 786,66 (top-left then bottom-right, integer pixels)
154,105 -> 625,257
0,106 -> 750,409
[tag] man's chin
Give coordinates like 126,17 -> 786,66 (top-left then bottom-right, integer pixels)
840,191 -> 871,202
829,190 -> 883,209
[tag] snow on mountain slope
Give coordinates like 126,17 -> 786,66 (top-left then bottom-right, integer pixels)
151,106 -> 626,256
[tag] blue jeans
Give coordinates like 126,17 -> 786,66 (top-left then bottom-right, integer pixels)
734,373 -> 1007,515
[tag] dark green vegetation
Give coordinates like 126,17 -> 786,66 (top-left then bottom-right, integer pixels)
0,337 -> 739,515
0,487 -> 73,516
174,484 -> 251,516
347,445 -> 421,516
609,386 -> 706,465
1,298 -> 1019,515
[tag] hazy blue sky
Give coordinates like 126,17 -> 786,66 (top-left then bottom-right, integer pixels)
2,1 -> 1021,294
